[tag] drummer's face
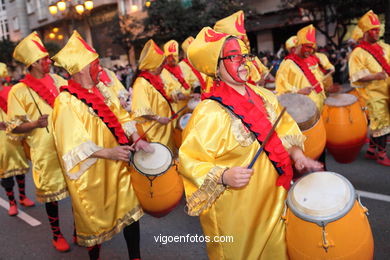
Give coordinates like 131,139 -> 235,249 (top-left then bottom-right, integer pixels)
367,28 -> 380,42
89,59 -> 103,85
300,44 -> 315,58
219,38 -> 249,83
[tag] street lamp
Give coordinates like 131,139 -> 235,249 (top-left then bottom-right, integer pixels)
48,1 -> 94,16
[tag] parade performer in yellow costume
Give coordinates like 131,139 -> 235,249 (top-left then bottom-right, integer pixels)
285,35 -> 298,54
52,31 -> 151,260
214,10 -> 270,87
179,27 -> 323,260
0,62 -> 34,216
276,24 -> 327,111
161,40 -> 191,116
7,32 -> 70,252
131,39 -> 176,152
349,10 -> 390,166
179,36 -> 206,94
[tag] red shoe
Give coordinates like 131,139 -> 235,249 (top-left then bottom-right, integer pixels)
52,234 -> 70,252
19,196 -> 35,207
364,150 -> 377,160
8,201 -> 18,216
377,152 -> 390,166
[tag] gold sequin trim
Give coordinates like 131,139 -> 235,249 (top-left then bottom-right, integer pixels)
186,166 -> 227,216
372,125 -> 390,138
76,206 -> 143,247
96,82 -> 112,106
350,69 -> 371,83
36,187 -> 68,203
6,115 -> 31,141
132,107 -> 156,119
123,121 -> 137,137
0,168 -> 29,179
280,135 -> 306,151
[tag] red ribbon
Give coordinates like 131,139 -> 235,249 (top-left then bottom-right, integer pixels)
358,41 -> 390,76
164,64 -> 191,90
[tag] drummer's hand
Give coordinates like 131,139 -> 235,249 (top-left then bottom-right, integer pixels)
221,167 -> 254,188
374,71 -> 387,80
156,116 -> 170,125
176,92 -> 187,101
0,122 -> 6,131
297,87 -> 312,95
294,156 -> 323,173
134,139 -> 155,153
108,145 -> 133,161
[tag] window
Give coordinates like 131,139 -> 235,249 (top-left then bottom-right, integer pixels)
26,0 -> 35,14
12,16 -> 19,31
126,0 -> 144,13
1,0 -> 5,11
0,19 -> 9,40
37,0 -> 47,20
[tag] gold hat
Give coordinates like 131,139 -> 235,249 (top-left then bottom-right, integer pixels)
52,31 -> 99,75
358,10 -> 380,33
13,31 -> 48,67
297,24 -> 316,46
138,39 -> 165,71
213,10 -> 250,48
181,36 -> 194,55
188,27 -> 246,77
351,26 -> 363,42
0,63 -> 8,78
164,40 -> 179,63
285,36 -> 298,52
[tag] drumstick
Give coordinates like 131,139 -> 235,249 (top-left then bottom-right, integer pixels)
262,65 -> 274,80
26,87 -> 49,133
130,105 -> 188,148
310,70 -> 333,91
248,107 -> 287,169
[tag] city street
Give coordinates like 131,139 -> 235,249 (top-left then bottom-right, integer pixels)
0,144 -> 389,259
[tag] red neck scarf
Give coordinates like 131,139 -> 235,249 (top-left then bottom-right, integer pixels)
20,74 -> 59,108
0,86 -> 11,113
358,40 -> 390,75
182,58 -> 206,90
204,81 -> 293,190
61,80 -> 130,145
164,64 -> 191,90
139,71 -> 175,115
285,53 -> 322,93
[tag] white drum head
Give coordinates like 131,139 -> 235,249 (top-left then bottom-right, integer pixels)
178,113 -> 192,130
287,171 -> 355,225
325,93 -> 357,107
132,143 -> 173,176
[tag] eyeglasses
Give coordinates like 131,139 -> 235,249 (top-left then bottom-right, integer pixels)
219,54 -> 255,63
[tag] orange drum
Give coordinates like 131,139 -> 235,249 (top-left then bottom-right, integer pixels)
130,142 -> 184,218
322,94 -> 367,163
278,93 -> 326,159
284,171 -> 374,260
341,86 -> 368,117
173,113 -> 191,149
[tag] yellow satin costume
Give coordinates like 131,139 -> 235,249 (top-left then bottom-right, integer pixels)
315,52 -> 334,89
52,84 -> 142,247
348,41 -> 390,137
7,74 -> 68,202
276,58 -> 326,111
131,76 -> 176,151
179,60 -> 207,90
179,84 -> 305,260
0,108 -> 29,178
249,56 -> 269,84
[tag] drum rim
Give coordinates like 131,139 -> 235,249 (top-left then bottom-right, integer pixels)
286,171 -> 356,226
130,142 -> 173,177
177,113 -> 192,130
324,93 -> 358,107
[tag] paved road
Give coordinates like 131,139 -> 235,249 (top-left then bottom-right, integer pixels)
0,144 -> 389,259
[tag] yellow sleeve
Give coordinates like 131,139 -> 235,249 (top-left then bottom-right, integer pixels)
161,68 -> 182,99
52,93 -> 103,180
6,84 -> 31,139
178,100 -> 230,215
348,48 -> 372,87
316,53 -> 335,71
131,77 -> 157,120
275,59 -> 301,94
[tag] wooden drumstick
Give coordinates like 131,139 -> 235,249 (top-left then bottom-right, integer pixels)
310,70 -> 333,92
262,65 -> 274,81
130,105 -> 188,148
248,107 -> 287,169
26,87 -> 49,133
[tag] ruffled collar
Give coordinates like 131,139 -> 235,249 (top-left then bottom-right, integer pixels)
204,81 -> 293,189
20,74 -> 59,108
61,80 -> 129,145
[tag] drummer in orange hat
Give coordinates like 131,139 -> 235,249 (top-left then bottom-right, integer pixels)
349,10 -> 390,166
179,27 -> 322,260
0,62 -> 34,217
7,31 -> 70,252
131,39 -> 176,152
52,31 -> 151,259
213,10 -> 271,88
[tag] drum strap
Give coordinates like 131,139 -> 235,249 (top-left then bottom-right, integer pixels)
285,53 -> 323,93
61,80 -> 130,145
357,41 -> 390,75
182,58 -> 206,91
20,74 -> 59,108
164,64 -> 191,90
139,72 -> 175,116
204,81 -> 293,190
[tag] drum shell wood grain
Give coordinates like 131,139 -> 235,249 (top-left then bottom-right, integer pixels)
285,201 -> 374,260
